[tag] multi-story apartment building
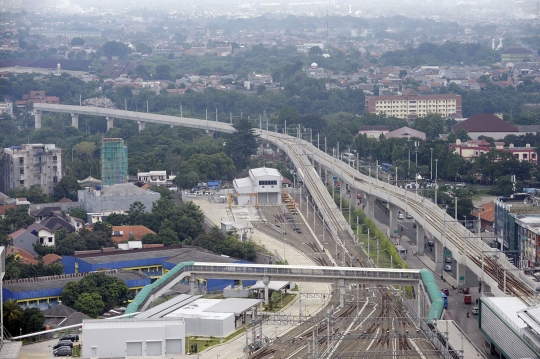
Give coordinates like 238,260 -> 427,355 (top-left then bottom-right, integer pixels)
0,144 -> 64,195
365,89 -> 462,119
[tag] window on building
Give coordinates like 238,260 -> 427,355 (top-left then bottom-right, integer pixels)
259,180 -> 277,186
20,168 -> 24,174
39,157 -> 42,163
48,237 -> 53,243
19,157 -> 24,164
523,153 -> 528,159
52,155 -> 57,161
53,166 -> 57,172
515,154 -> 519,159
20,180 -> 24,185
53,176 -> 58,184
532,154 -> 537,159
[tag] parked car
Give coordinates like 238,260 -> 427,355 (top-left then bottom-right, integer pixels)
441,288 -> 450,296
445,257 -> 452,263
462,286 -> 470,294
471,306 -> 479,315
464,295 -> 472,304
444,265 -> 452,271
60,334 -> 79,342
398,213 -> 404,219
455,182 -> 466,188
53,341 -> 73,350
406,213 -> 413,219
53,347 -> 72,357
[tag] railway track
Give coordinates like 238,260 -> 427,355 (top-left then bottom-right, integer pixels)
263,131 -> 535,303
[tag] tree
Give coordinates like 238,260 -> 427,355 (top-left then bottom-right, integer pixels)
3,300 -> 23,336
174,171 -> 199,190
3,205 -> 33,233
135,42 -> 152,55
308,46 -> 323,56
128,201 -> 146,223
224,118 -> 259,170
447,128 -> 471,143
155,64 -> 171,80
8,186 -> 53,204
106,212 -> 129,226
71,37 -> 85,46
61,272 -> 132,312
256,84 -> 266,94
69,207 -> 88,221
54,175 -> 81,201
100,41 -> 128,58
74,292 -> 105,318
135,64 -> 150,79
21,307 -> 45,334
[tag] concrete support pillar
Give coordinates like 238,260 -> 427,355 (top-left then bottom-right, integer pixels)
106,117 -> 114,131
138,120 -> 146,131
456,262 -> 463,288
365,194 -> 375,219
434,238 -> 444,273
338,279 -> 345,308
190,277 -> 195,295
206,129 -> 215,137
389,204 -> 399,238
263,277 -> 270,304
71,113 -> 79,128
416,224 -> 425,256
35,110 -> 42,129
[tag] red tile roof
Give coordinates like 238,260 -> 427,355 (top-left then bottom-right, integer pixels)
57,197 -> 73,203
471,202 -> 495,223
453,114 -> 519,133
111,225 -> 156,243
0,205 -> 17,216
42,253 -> 62,265
6,246 -> 38,265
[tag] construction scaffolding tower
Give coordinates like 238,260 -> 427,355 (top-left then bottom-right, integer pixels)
101,138 -> 128,186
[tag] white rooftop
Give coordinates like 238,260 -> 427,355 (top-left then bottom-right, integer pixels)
233,177 -> 252,189
164,298 -> 232,321
483,297 -> 528,329
250,167 -> 280,178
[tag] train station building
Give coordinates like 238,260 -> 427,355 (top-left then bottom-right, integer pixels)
233,167 -> 283,205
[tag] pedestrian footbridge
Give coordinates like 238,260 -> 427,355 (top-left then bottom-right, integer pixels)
126,262 -> 444,323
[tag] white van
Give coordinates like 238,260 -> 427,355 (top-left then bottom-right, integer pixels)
342,153 -> 356,160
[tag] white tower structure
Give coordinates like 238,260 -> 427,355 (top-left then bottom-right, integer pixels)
492,39 -> 495,50
348,4 -> 352,13
57,63 -> 61,76
496,38 -> 503,50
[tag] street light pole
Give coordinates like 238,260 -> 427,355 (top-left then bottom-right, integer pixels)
435,159 -> 438,206
430,148 -> 433,180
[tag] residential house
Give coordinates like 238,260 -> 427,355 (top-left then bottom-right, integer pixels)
111,225 -> 156,244
8,229 -> 40,256
384,127 -> 426,140
6,246 -> 38,265
42,253 -> 62,266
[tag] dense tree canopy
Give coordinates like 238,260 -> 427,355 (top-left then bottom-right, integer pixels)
61,272 -> 132,316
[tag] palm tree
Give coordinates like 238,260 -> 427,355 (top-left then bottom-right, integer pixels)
3,300 -> 23,338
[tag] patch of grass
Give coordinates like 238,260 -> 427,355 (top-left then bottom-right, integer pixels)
72,345 -> 81,357
185,326 -> 248,353
264,293 -> 296,312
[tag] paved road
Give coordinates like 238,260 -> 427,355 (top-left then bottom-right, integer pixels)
371,201 -> 493,357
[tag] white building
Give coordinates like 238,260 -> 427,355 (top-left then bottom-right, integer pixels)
233,167 -> 282,205
82,318 -> 185,358
137,170 -> 167,185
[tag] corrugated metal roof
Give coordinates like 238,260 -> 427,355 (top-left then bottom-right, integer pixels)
83,317 -> 184,330
136,294 -> 201,319
204,298 -> 262,315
